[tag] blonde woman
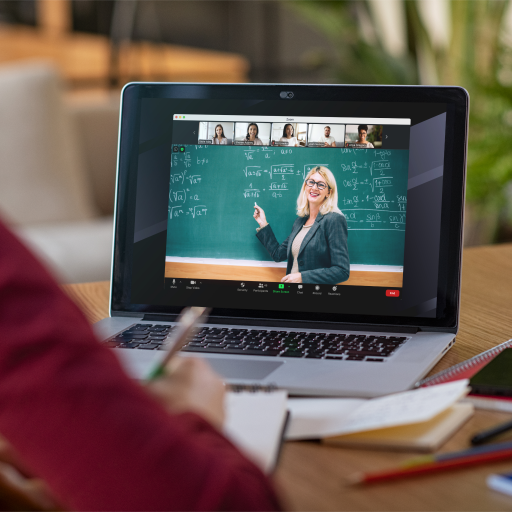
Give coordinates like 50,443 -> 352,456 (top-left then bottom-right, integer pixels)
253,166 -> 349,284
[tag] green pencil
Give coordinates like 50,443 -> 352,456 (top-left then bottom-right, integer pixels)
146,306 -> 210,381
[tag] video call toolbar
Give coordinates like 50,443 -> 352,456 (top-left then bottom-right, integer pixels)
165,277 -> 401,298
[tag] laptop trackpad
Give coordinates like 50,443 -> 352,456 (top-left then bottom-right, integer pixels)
207,358 -> 283,380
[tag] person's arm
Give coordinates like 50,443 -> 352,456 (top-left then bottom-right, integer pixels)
0,220 -> 281,512
254,203 -> 289,263
300,214 -> 350,284
256,224 -> 290,262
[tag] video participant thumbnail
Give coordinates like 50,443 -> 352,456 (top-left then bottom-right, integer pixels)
345,124 -> 383,148
307,124 -> 345,148
198,121 -> 234,145
271,122 -> 307,147
234,122 -> 271,146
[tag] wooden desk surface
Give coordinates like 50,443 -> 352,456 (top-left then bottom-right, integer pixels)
64,243 -> 512,511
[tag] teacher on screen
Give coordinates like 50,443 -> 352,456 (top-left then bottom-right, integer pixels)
253,166 -> 350,285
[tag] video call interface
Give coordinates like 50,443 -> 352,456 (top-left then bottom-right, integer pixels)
162,113 -> 415,316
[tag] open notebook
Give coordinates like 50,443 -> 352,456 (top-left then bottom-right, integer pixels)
286,380 -> 472,452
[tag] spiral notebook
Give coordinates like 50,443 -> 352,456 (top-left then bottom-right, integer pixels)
224,387 -> 289,473
416,339 -> 512,387
416,339 -> 512,412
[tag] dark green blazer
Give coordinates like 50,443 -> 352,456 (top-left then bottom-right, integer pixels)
256,212 -> 350,284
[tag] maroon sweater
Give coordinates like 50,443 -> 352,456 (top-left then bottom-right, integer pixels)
0,220 -> 281,511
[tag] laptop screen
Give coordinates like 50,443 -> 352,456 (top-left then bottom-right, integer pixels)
115,85 -> 467,329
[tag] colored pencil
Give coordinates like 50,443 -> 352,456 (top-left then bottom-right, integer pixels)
350,441 -> 512,484
146,306 -> 210,381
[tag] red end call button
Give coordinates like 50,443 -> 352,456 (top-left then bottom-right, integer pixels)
386,289 -> 400,297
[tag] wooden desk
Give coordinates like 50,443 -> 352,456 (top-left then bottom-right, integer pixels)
64,243 -> 512,511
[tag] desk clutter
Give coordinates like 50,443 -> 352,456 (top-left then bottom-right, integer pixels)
223,380 -> 473,478
225,340 -> 512,485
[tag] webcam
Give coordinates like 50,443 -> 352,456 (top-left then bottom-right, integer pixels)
280,91 -> 294,99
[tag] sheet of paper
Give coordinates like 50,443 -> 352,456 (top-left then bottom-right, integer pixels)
337,380 -> 469,435
224,390 -> 288,473
286,398 -> 366,440
286,380 -> 469,440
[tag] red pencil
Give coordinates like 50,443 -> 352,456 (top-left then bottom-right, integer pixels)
350,447 -> 512,485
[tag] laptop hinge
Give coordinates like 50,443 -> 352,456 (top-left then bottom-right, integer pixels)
142,314 -> 419,333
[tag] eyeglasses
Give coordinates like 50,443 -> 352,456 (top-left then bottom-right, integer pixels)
305,179 -> 329,191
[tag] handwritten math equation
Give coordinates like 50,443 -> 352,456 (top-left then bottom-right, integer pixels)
168,146 -> 407,231
168,151 -> 207,220
239,147 -> 407,231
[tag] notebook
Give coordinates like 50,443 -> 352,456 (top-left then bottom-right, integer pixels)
94,82 -> 469,398
224,388 -> 289,473
417,339 -> 512,387
286,380 -> 472,452
323,404 -> 473,452
417,339 -> 512,412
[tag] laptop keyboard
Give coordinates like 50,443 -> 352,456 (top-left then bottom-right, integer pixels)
103,324 -> 409,362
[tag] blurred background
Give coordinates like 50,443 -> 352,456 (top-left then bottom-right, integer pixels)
0,0 -> 511,283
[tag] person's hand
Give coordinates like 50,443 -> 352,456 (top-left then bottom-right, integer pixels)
0,435 -> 62,511
324,141 -> 329,147
281,273 -> 302,283
253,203 -> 268,228
146,357 -> 226,430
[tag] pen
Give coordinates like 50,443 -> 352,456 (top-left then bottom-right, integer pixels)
146,306 -> 210,381
349,440 -> 512,485
471,418 -> 512,445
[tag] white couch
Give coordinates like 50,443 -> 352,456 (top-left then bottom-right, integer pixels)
0,61 -> 120,283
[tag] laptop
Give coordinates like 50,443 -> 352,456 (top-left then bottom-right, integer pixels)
94,83 -> 468,397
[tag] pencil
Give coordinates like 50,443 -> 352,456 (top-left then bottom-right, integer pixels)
146,306 -> 210,381
471,418 -> 512,445
349,441 -> 512,484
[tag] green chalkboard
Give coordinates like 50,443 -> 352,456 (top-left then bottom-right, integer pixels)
166,145 -> 409,266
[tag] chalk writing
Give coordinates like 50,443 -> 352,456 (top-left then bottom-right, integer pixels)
167,146 -> 408,234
